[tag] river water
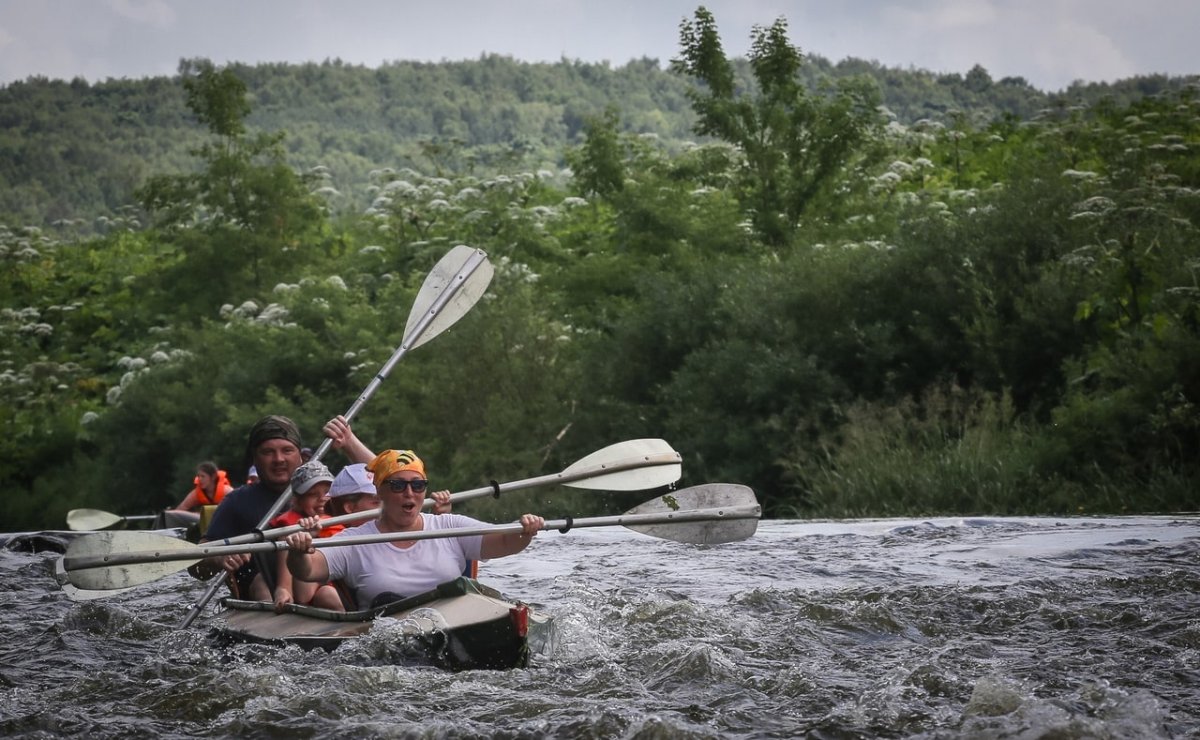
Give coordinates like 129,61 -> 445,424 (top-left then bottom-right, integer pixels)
1,515 -> 1198,738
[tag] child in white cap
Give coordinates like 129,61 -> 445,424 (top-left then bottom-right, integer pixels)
326,463 -> 380,519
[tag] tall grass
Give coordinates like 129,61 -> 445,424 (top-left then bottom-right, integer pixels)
782,382 -> 1193,518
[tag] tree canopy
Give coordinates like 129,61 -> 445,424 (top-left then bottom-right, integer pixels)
0,10 -> 1197,532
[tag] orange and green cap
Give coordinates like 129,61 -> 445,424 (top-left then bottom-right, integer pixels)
367,449 -> 426,482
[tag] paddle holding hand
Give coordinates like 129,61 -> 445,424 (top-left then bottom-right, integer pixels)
196,437 -> 683,550
284,513 -> 546,587
63,484 -> 761,592
60,436 -> 683,603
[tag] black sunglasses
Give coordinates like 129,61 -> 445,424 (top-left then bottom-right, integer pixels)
384,478 -> 429,493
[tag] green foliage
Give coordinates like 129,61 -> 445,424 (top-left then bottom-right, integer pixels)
181,60 -> 251,139
566,107 -> 626,198
1,23 -> 1198,532
792,379 -> 1192,517
137,61 -> 325,316
673,7 -> 884,245
4,51 -> 1191,230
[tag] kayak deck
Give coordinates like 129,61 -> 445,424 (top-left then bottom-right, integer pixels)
212,578 -> 552,671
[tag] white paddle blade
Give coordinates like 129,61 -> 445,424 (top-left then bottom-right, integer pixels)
55,556 -> 139,601
563,438 -> 683,491
63,532 -> 199,591
625,483 -> 760,544
404,245 -> 494,350
66,508 -> 124,531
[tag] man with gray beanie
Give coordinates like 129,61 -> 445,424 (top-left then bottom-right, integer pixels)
192,415 -> 306,600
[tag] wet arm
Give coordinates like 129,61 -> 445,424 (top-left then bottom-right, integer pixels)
479,514 -> 544,559
171,489 -> 200,512
284,531 -> 331,583
324,415 -> 375,464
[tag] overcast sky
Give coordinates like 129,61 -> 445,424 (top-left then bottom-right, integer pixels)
0,0 -> 1195,93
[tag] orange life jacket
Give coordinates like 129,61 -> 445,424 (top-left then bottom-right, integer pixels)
192,470 -> 233,507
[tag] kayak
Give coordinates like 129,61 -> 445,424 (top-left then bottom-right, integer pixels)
152,509 -> 205,542
210,577 -> 552,671
3,530 -> 100,554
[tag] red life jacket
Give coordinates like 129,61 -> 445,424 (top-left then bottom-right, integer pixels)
268,510 -> 341,537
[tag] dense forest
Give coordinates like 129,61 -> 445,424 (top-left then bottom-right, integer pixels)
0,35 -> 1188,228
1,8 -> 1197,531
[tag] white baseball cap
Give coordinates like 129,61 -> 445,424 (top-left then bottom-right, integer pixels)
329,463 -> 374,497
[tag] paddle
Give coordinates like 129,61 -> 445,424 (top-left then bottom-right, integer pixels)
179,245 -> 494,628
55,525 -> 195,602
63,484 -> 760,591
200,437 -> 683,549
65,509 -> 157,531
58,438 -> 684,599
62,436 -> 680,601
54,554 -> 139,602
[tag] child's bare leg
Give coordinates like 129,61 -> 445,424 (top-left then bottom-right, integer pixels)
292,579 -> 318,606
311,584 -> 346,612
247,574 -> 271,602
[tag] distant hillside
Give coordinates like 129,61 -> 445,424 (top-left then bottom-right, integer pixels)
0,53 -> 1190,227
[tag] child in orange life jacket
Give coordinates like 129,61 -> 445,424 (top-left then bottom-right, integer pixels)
269,460 -> 344,612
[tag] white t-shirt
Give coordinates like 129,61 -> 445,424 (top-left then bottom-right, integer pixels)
322,513 -> 485,610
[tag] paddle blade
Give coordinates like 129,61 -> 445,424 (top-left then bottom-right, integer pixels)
563,438 -> 682,491
66,508 -> 124,531
404,245 -> 494,350
63,531 -> 200,591
55,555 -> 139,601
625,483 -> 760,544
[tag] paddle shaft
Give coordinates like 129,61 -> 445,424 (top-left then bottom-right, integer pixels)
202,447 -> 681,548
66,504 -> 762,571
178,249 -> 491,628
428,450 -> 682,506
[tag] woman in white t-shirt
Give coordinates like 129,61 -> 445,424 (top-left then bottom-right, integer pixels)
283,448 -> 543,610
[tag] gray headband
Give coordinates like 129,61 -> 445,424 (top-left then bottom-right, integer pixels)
246,415 -> 302,459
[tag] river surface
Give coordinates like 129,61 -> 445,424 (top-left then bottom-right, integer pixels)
1,515 -> 1198,738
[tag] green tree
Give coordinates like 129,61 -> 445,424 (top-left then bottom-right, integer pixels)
137,60 -> 324,318
183,59 -> 251,140
672,7 -> 882,245
566,106 -> 625,198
